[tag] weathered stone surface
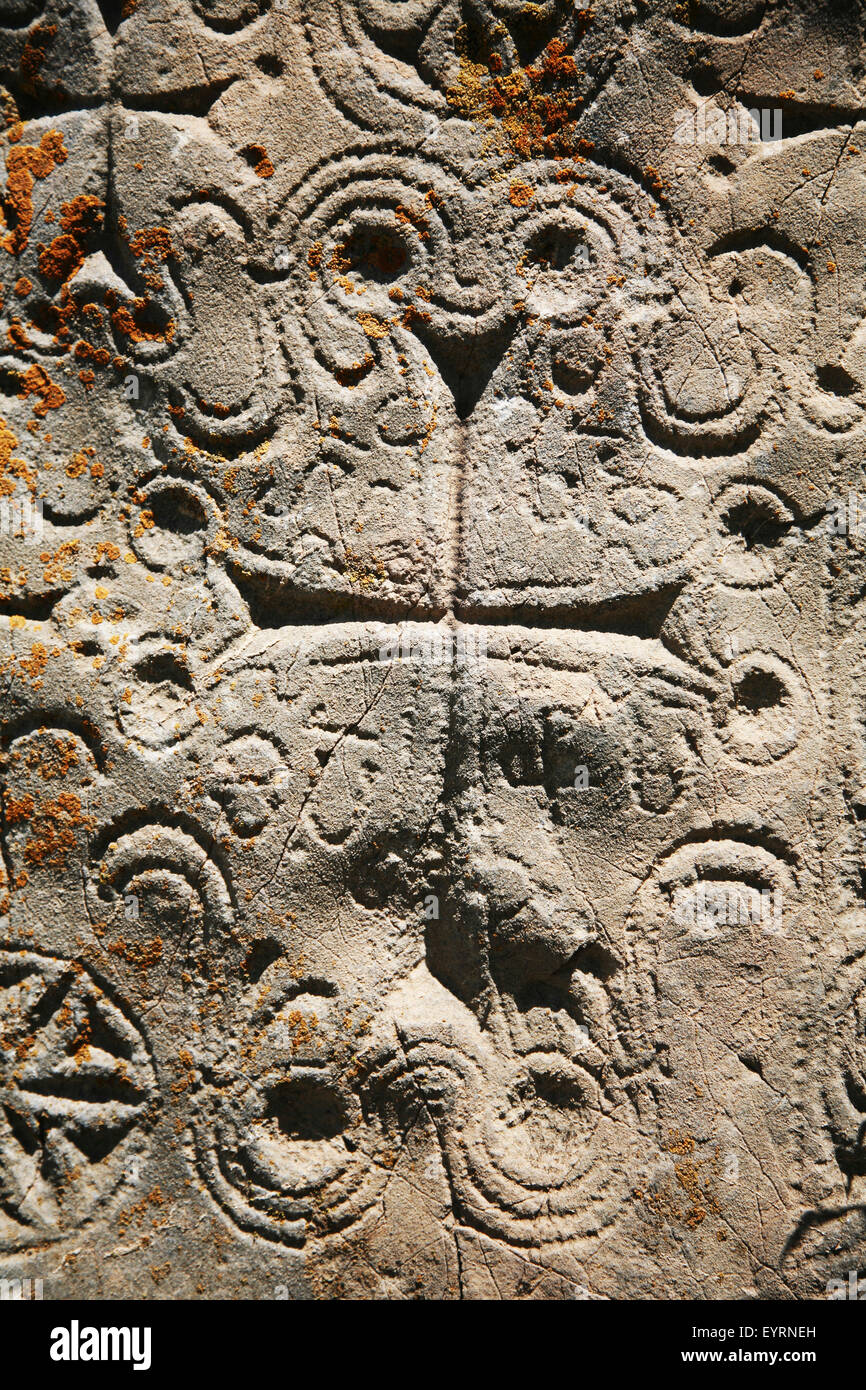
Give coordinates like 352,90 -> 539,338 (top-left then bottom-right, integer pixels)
0,0 -> 865,1300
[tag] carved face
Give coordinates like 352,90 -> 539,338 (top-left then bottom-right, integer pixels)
1,0 -> 864,1301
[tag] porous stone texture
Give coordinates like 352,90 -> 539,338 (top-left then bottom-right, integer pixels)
0,0 -> 865,1301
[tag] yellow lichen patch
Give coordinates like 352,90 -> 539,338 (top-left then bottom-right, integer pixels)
40,539 -> 79,584
344,544 -> 386,590
446,30 -> 589,161
356,311 -> 389,339
0,416 -> 36,496
93,541 -> 120,566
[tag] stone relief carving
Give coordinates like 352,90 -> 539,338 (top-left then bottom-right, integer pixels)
0,0 -> 864,1301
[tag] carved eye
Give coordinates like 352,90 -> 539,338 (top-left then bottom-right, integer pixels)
263,1076 -> 349,1143
148,485 -> 208,535
339,224 -> 411,282
643,840 -> 796,946
714,483 -> 798,586
731,664 -> 787,712
722,653 -> 805,764
192,0 -> 266,31
133,480 -> 212,568
527,224 -> 593,272
722,491 -> 791,549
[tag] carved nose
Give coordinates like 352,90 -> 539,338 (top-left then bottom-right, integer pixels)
407,313 -> 519,419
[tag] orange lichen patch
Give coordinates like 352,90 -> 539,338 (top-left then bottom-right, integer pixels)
673,1157 -> 720,1229
244,144 -> 274,178
65,446 -> 99,478
39,538 -> 79,584
0,416 -> 36,496
0,128 -> 67,256
419,398 -> 438,453
128,225 -> 173,268
10,733 -> 80,779
195,397 -> 232,419
25,281 -> 78,346
20,22 -> 57,93
328,241 -> 351,275
115,1187 -> 166,1239
133,508 -> 155,538
307,241 -> 323,280
286,1009 -> 318,1054
663,1128 -> 695,1157
334,355 -> 374,387
107,937 -> 164,970
643,165 -> 669,201
7,1027 -> 35,1057
394,201 -> 430,241
3,788 -> 92,869
71,1015 -> 92,1064
14,276 -> 31,296
401,303 -> 431,329
447,30 -> 589,160
356,311 -> 389,339
16,640 -> 50,681
6,317 -> 31,350
37,193 -> 104,283
17,363 -> 65,417
105,290 -> 175,346
43,736 -> 80,776
94,541 -> 120,565
170,1049 -> 196,1096
509,180 -> 535,206
78,368 -> 94,390
74,339 -> 111,368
